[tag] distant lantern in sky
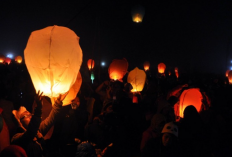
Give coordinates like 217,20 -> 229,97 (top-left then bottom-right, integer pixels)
143,61 -> 150,71
175,67 -> 178,73
0,55 -> 5,63
24,25 -> 83,98
4,57 -> 11,65
87,59 -> 95,70
127,67 -> 146,92
158,63 -> 166,74
226,70 -> 230,77
175,72 -> 179,78
108,58 -> 128,81
168,71 -> 171,76
131,5 -> 145,23
15,55 -> 23,63
228,71 -> 232,84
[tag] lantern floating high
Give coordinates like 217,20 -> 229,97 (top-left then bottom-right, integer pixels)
108,58 -> 128,81
175,67 -> 178,73
15,55 -> 23,63
0,55 -> 5,63
131,5 -> 145,23
175,72 -> 179,78
143,61 -> 150,71
4,58 -> 11,65
87,59 -> 95,70
158,63 -> 166,74
127,67 -> 146,92
24,25 -> 83,98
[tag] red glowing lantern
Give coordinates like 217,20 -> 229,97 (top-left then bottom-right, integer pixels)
0,55 -> 5,63
175,67 -> 178,73
228,71 -> 232,84
15,55 -> 23,63
174,88 -> 203,119
175,72 -> 179,78
4,58 -> 11,65
158,63 -> 166,74
143,61 -> 150,71
226,70 -> 230,77
108,58 -> 128,81
87,59 -> 95,70
168,71 -> 171,76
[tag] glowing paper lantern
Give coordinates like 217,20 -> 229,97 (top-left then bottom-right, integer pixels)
0,55 -> 5,63
175,67 -> 178,73
228,71 -> 232,84
175,72 -> 179,78
158,63 -> 166,74
62,72 -> 82,106
91,71 -> 95,84
4,58 -> 11,65
127,67 -> 146,92
131,5 -> 145,23
168,71 -> 171,76
226,70 -> 230,77
87,59 -> 95,70
24,25 -> 83,98
15,55 -> 23,63
143,61 -> 150,71
174,88 -> 203,118
108,58 -> 128,81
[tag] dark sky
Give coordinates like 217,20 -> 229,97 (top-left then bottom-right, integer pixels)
1,0 -> 232,74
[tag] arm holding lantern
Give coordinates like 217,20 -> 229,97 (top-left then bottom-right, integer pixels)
39,92 -> 68,136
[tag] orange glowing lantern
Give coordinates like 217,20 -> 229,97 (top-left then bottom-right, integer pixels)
174,88 -> 203,118
4,58 -> 11,65
15,55 -> 23,63
175,67 -> 178,73
127,67 -> 146,92
226,70 -> 230,77
24,25 -> 83,98
108,58 -> 128,81
228,71 -> 232,84
158,63 -> 166,74
0,55 -> 5,63
168,71 -> 171,76
62,72 -> 82,106
131,5 -> 145,23
87,59 -> 95,70
175,72 -> 179,78
143,61 -> 150,71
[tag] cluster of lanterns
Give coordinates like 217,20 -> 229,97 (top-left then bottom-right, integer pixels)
0,55 -> 23,64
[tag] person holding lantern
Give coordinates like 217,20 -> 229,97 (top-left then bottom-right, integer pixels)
11,90 -> 68,157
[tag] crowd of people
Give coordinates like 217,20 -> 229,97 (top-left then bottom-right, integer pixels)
0,61 -> 232,157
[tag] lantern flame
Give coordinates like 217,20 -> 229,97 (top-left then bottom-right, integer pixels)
228,70 -> 232,84
143,61 -> 150,71
131,5 -> 145,23
15,55 -> 23,63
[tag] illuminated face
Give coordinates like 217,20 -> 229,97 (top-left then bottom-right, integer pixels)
71,97 -> 80,110
162,133 -> 173,147
20,111 -> 32,129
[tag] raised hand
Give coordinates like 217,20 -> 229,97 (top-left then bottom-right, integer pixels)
34,90 -> 44,117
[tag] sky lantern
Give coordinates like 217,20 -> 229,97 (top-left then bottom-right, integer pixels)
131,5 -> 145,23
228,70 -> 232,84
143,61 -> 150,71
4,57 -> 11,65
87,59 -> 95,70
175,72 -> 179,78
62,72 -> 82,106
158,63 -> 166,74
175,67 -> 178,73
168,71 -> 171,76
0,55 -> 5,63
127,67 -> 146,92
174,88 -> 203,119
108,58 -> 128,81
24,25 -> 83,98
15,55 -> 23,63
90,71 -> 95,84
226,70 -> 230,77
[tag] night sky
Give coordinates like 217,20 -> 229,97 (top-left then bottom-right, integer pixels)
1,0 -> 232,74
